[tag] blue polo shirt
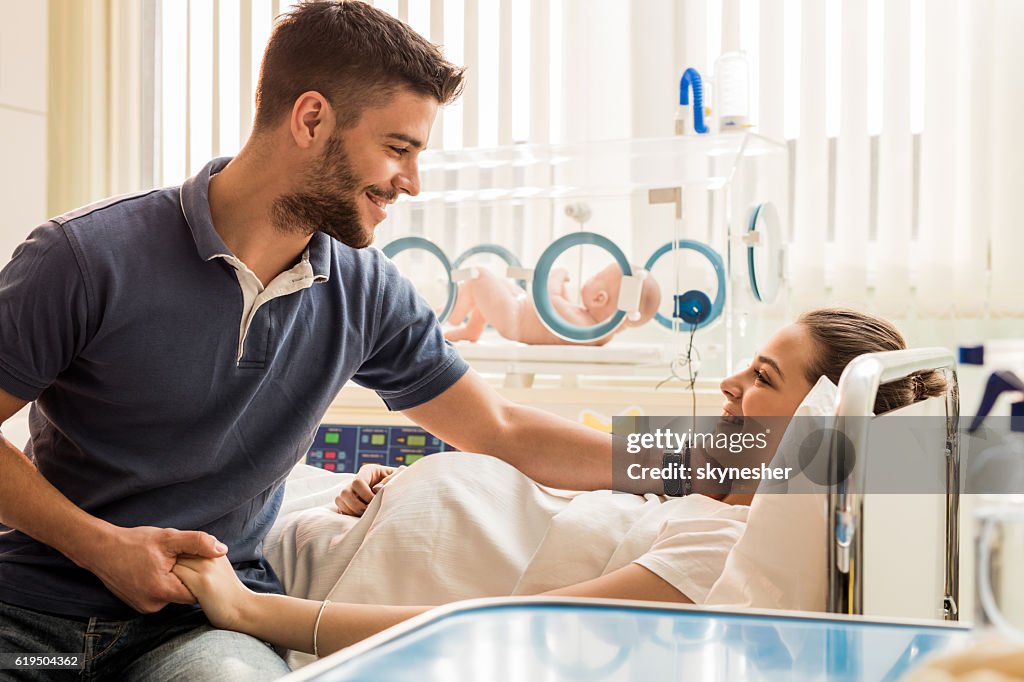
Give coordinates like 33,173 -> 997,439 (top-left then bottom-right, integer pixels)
0,157 -> 468,618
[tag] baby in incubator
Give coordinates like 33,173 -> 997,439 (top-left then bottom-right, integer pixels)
443,263 -> 662,346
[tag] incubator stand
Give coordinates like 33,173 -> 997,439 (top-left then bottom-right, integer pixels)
374,132 -> 789,387
283,599 -> 971,682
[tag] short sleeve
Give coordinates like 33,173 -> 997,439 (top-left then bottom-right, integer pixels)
633,498 -> 748,604
352,257 -> 468,410
0,222 -> 92,401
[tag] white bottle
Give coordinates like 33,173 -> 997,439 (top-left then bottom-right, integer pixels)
714,51 -> 750,133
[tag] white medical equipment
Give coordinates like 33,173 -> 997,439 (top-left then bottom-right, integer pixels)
376,131 -> 789,380
827,348 -> 962,620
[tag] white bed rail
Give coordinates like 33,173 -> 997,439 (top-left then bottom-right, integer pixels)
829,348 -> 961,620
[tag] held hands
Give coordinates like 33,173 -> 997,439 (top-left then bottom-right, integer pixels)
335,464 -> 404,516
172,554 -> 252,631
83,525 -> 228,614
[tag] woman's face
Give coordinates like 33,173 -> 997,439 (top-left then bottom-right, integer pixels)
720,323 -> 817,418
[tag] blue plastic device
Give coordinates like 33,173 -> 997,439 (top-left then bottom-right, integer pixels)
679,68 -> 709,134
674,290 -> 713,325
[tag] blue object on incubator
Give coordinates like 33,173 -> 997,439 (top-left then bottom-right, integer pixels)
643,240 -> 725,331
381,236 -> 458,323
532,232 -> 632,343
679,68 -> 709,134
675,291 -> 712,325
968,370 -> 1024,433
959,345 -> 985,366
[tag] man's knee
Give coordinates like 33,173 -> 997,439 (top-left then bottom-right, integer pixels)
123,625 -> 291,681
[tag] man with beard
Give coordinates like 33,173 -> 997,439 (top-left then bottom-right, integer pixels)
0,2 -> 612,679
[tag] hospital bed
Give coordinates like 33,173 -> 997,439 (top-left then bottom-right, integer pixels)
829,348 -> 961,620
279,348 -> 964,679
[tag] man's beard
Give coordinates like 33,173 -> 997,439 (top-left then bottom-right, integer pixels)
270,134 -> 384,249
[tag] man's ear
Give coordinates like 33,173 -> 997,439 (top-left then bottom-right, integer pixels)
594,290 -> 609,306
290,91 -> 333,149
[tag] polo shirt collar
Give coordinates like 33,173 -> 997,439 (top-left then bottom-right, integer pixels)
179,157 -> 331,282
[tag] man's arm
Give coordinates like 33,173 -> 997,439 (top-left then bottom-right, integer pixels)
402,370 -> 613,490
0,388 -> 226,613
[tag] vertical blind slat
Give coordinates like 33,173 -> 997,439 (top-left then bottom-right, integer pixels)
680,0 -> 709,74
791,0 -> 827,310
721,0 -> 741,53
497,0 -> 514,144
430,0 -> 445,149
952,0 -> 988,316
989,0 -> 1024,315
757,0 -> 785,140
461,0 -> 479,147
238,0 -> 252,148
917,0 -> 957,316
876,0 -> 913,316
212,0 -> 221,159
833,0 -> 868,306
529,0 -> 550,143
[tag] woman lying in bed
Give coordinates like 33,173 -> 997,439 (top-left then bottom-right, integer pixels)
172,308 -> 945,659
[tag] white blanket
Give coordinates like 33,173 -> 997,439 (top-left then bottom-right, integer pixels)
265,453 -> 749,669
266,453 -> 747,605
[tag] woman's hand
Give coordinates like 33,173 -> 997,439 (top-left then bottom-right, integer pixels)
335,464 -> 404,516
172,554 -> 253,631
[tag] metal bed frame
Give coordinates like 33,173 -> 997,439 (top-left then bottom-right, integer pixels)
828,348 -> 961,620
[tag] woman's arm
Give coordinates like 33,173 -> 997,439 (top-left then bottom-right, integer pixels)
542,563 -> 694,604
173,558 -> 692,657
173,555 -> 427,656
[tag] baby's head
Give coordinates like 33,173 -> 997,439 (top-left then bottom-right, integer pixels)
580,264 -> 662,327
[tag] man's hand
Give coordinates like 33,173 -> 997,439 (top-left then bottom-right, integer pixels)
335,464 -> 403,516
81,525 -> 228,614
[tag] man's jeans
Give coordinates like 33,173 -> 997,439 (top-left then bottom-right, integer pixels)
0,600 -> 290,681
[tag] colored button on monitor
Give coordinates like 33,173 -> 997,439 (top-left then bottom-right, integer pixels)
323,462 -> 336,471
324,432 -> 340,444
371,434 -> 386,446
324,451 -> 337,459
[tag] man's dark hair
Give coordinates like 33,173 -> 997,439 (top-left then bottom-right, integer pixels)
253,0 -> 465,132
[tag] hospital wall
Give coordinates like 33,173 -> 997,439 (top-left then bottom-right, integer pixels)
0,2 -> 48,266
0,2 -> 46,451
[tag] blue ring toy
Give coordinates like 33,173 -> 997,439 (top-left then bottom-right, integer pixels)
643,240 -> 726,330
747,202 -> 781,303
381,237 -> 457,323
747,203 -> 765,301
532,232 -> 632,343
452,243 -> 526,289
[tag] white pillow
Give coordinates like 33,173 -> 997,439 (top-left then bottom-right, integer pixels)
703,376 -> 836,612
